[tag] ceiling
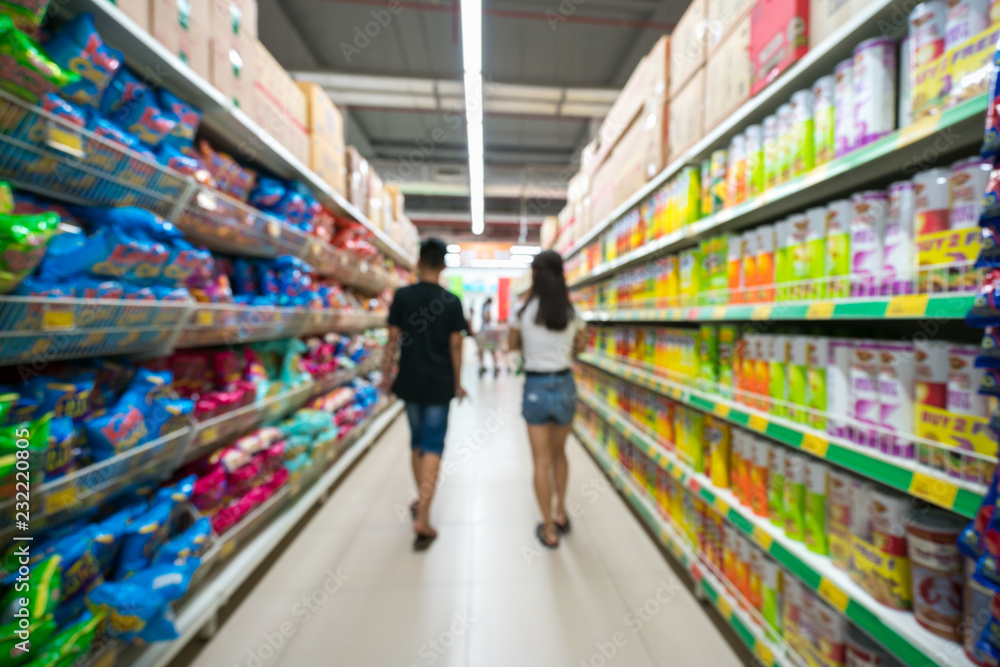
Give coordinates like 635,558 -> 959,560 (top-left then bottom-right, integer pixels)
259,0 -> 686,242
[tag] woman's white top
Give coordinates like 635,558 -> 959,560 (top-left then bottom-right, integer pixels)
513,298 -> 582,372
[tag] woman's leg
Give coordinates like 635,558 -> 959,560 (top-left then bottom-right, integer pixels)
549,424 -> 572,523
527,423 -> 558,545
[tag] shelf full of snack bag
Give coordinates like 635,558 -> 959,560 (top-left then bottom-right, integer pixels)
573,420 -> 983,667
573,425 -> 808,667
575,347 -> 992,520
61,0 -> 416,270
120,399 -> 402,667
0,88 -> 395,294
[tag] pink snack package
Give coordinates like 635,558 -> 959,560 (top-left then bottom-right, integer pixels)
227,458 -> 263,497
192,466 -> 227,514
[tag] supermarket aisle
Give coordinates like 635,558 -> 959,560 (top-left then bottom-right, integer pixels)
187,356 -> 743,667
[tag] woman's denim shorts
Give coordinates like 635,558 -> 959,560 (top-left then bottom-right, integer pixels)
522,373 -> 577,426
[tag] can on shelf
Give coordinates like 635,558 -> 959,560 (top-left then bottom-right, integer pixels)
850,340 -> 881,449
826,199 -> 852,298
727,133 -> 748,206
909,2 -> 947,68
949,157 -> 992,230
834,59 -> 855,157
777,103 -> 794,183
745,124 -> 764,197
914,167 -> 950,235
846,623 -> 904,667
945,0 -> 990,51
853,38 -> 898,149
828,469 -> 853,570
877,342 -> 916,459
763,115 -> 780,190
898,36 -> 914,129
883,180 -> 916,295
907,507 -> 966,641
790,89 -> 816,177
849,190 -> 888,298
710,149 -> 728,212
964,557 -> 1000,666
813,75 -> 836,166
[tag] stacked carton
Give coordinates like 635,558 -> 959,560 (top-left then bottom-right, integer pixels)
668,0 -> 708,159
152,0 -> 211,80
208,0 -> 256,111
251,41 -> 309,165
298,82 -> 347,197
705,5 -> 753,132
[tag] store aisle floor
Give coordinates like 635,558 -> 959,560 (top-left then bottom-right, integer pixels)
187,353 -> 744,667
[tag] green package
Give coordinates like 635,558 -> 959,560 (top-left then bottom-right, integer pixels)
718,325 -> 737,398
1,555 -> 61,625
776,104 -> 793,183
768,445 -> 785,527
804,460 -> 829,555
789,90 -> 815,178
760,557 -> 782,633
0,15 -> 79,103
1,413 -> 52,486
805,207 -> 828,299
678,166 -> 702,226
806,337 -> 828,431
698,325 -> 719,389
825,199 -> 851,299
679,249 -> 702,306
787,336 -> 808,424
813,75 -> 835,166
768,335 -> 788,419
746,124 -> 764,198
0,212 -> 61,294
774,220 -> 791,302
783,452 -> 806,541
0,182 -> 11,215
700,159 -> 712,217
788,213 -> 810,302
0,614 -> 56,664
763,115 -> 779,191
24,609 -> 103,667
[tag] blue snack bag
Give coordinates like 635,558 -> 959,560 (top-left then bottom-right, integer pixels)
231,258 -> 257,295
40,92 -> 87,127
127,559 -> 200,601
85,581 -> 178,643
154,475 -> 195,505
98,66 -> 148,116
984,44 -> 1000,159
154,517 -> 211,564
157,88 -> 201,148
45,14 -> 123,107
249,176 -> 286,209
45,416 -> 76,478
84,404 -> 149,461
115,501 -> 172,579
145,398 -> 193,439
117,368 -> 173,412
256,260 -> 279,296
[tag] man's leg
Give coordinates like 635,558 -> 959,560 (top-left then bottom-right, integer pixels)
413,403 -> 450,537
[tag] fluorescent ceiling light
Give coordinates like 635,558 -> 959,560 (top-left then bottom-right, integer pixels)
468,258 -> 534,268
461,0 -> 484,236
447,244 -> 462,253
510,245 -> 541,255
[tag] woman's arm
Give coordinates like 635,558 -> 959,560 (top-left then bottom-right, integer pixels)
572,327 -> 587,357
508,327 -> 522,352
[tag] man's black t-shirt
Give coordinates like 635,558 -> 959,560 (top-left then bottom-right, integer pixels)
388,281 -> 468,404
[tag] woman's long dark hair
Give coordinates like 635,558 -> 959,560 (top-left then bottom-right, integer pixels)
519,250 -> 573,331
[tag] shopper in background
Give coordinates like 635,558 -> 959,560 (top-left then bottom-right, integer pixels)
509,250 -> 586,548
381,238 -> 469,550
476,297 -> 503,377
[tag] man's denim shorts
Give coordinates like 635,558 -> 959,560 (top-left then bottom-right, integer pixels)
522,373 -> 577,426
405,402 -> 451,456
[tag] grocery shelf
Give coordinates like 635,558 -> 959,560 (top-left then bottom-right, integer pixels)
178,305 -> 385,348
0,426 -> 193,542
310,355 -> 382,398
123,399 -> 403,667
573,425 -> 803,667
581,293 -> 975,323
68,0 -> 416,270
309,241 -> 392,293
576,395 -> 976,667
569,94 -> 987,286
576,352 -> 986,518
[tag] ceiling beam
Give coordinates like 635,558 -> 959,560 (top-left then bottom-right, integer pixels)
290,71 -> 619,118
409,211 -> 546,226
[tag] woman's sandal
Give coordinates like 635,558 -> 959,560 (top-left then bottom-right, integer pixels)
536,523 -> 559,549
413,530 -> 437,551
554,517 -> 571,534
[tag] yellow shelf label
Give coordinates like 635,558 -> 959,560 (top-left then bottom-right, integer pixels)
199,424 -> 220,444
713,403 -> 731,419
801,433 -> 830,458
218,539 -> 236,561
197,310 -> 214,326
714,497 -> 730,515
43,310 -> 74,329
898,114 -> 938,147
806,302 -> 835,319
752,525 -> 774,551
909,472 -> 960,509
754,642 -> 775,667
47,124 -> 84,156
712,306 -> 727,320
716,595 -> 733,620
751,306 -> 772,321
45,484 -> 78,514
886,294 -> 929,318
748,414 -> 768,432
818,577 -> 851,613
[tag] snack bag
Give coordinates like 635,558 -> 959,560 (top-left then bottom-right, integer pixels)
154,517 -> 212,564
0,555 -> 61,625
158,88 -> 201,149
126,560 -> 200,601
0,211 -> 60,294
85,582 -> 178,643
24,609 -> 102,667
115,501 -> 172,579
0,15 -> 78,103
84,405 -> 149,461
0,613 -> 56,663
0,181 -> 11,214
45,14 -> 123,107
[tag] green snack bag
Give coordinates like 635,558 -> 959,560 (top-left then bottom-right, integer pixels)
0,182 -> 11,215
0,614 -> 56,664
698,325 -> 719,389
783,452 -> 806,541
767,335 -> 788,419
25,609 -> 103,667
805,207 -> 828,299
768,445 -> 785,527
1,555 -> 61,624
806,337 -> 828,430
787,336 -> 808,424
0,212 -> 61,294
804,460 -> 829,555
826,199 -> 851,299
0,15 -> 79,103
1,413 -> 51,490
760,557 -> 782,633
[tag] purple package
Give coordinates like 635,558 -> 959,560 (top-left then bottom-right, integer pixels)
877,342 -> 916,459
849,191 -> 888,298
850,341 -> 881,449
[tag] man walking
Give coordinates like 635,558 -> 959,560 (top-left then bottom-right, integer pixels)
381,238 -> 468,550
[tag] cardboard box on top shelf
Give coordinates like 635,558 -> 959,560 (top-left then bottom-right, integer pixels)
111,0 -> 150,32
542,215 -> 560,250
297,82 -> 347,196
668,67 -> 706,159
707,0 -> 755,52
152,0 -> 210,80
210,0 -> 256,41
808,0 -> 862,49
670,0 -> 708,96
209,33 -> 254,112
750,0 -> 809,95
254,41 -> 307,128
594,36 -> 669,168
385,184 -> 405,222
253,86 -> 309,164
705,13 -> 751,132
368,169 -> 385,229
347,147 -> 370,216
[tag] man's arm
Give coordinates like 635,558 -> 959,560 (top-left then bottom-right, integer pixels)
380,326 -> 401,395
450,331 -> 467,401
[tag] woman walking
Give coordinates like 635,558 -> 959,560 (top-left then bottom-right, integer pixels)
509,251 -> 586,549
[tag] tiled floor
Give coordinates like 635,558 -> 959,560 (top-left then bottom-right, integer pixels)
188,352 -> 744,667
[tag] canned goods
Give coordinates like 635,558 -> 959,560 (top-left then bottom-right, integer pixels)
909,2 -> 947,67
853,38 -> 898,148
907,508 -> 966,641
834,59 -> 855,157
914,167 -> 950,234
950,158 -> 992,229
813,75 -> 836,165
946,0 -> 990,51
